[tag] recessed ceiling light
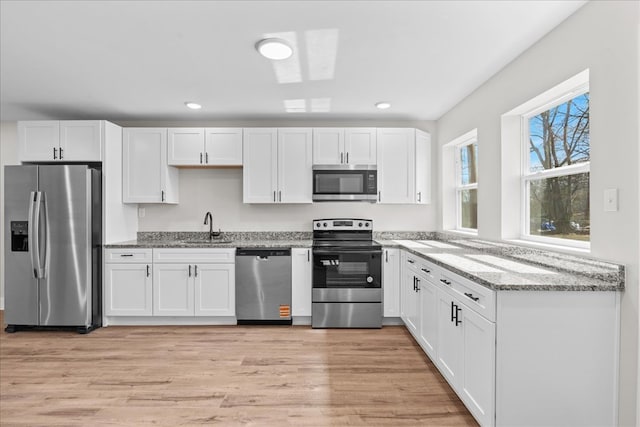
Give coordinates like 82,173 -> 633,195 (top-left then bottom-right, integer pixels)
375,102 -> 391,110
256,38 -> 293,60
185,102 -> 202,110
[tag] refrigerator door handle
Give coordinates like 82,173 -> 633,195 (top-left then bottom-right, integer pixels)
28,191 -> 39,278
30,191 -> 45,278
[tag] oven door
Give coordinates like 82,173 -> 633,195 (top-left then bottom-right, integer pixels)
312,167 -> 377,201
312,248 -> 381,289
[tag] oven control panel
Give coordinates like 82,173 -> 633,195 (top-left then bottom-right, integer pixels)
313,218 -> 372,230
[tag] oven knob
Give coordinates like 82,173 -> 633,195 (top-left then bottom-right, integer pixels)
365,222 -> 370,227
323,222 -> 328,227
316,222 -> 321,228
366,276 -> 374,283
358,222 -> 363,227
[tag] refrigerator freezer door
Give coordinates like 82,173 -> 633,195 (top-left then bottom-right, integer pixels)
4,165 -> 39,325
38,165 -> 92,326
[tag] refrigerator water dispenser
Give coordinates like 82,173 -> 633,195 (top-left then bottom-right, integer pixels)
10,221 -> 28,252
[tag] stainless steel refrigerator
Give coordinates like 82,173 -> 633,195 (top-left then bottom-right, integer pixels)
4,165 -> 102,333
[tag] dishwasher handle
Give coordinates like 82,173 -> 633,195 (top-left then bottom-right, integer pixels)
236,248 -> 291,257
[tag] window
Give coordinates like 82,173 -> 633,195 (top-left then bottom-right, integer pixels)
456,138 -> 478,231
522,89 -> 590,246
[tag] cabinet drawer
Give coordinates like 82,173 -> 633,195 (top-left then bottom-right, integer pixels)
439,271 -> 496,322
105,248 -> 153,263
415,258 -> 439,283
153,248 -> 235,264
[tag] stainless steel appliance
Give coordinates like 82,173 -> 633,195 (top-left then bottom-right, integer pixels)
236,248 -> 292,325
312,165 -> 377,202
4,165 -> 102,334
312,219 -> 382,328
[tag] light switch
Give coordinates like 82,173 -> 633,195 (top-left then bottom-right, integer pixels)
604,188 -> 618,212
138,207 -> 146,218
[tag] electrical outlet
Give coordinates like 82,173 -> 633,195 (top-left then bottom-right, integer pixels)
138,207 -> 146,218
604,188 -> 618,212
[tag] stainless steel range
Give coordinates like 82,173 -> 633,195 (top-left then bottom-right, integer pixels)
312,218 -> 382,328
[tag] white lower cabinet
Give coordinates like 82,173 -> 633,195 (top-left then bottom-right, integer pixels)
153,263 -> 194,316
291,248 -> 312,317
401,249 -> 496,426
104,249 -> 153,316
104,248 -> 235,320
382,248 -> 400,317
104,263 -> 153,316
194,263 -> 235,316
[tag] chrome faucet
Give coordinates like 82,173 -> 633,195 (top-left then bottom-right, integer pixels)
203,211 -> 221,240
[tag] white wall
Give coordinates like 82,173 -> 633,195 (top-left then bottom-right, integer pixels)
117,119 -> 438,232
0,122 -> 20,309
436,2 -> 639,424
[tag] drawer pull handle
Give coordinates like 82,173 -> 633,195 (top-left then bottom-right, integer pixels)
421,268 -> 430,273
407,259 -> 415,264
440,279 -> 451,285
464,292 -> 480,302
454,305 -> 462,326
415,278 -> 420,291
120,254 -> 134,257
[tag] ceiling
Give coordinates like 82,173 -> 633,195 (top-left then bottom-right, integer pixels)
0,0 -> 586,122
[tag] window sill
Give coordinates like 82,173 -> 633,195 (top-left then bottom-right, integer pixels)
506,238 -> 590,255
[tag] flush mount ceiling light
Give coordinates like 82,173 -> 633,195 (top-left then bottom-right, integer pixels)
185,102 -> 202,110
375,102 -> 391,110
256,38 -> 293,60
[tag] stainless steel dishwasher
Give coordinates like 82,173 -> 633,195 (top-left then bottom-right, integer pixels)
235,248 -> 292,325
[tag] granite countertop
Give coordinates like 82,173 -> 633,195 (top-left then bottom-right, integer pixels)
379,238 -> 624,292
105,231 -> 313,249
105,231 -> 624,292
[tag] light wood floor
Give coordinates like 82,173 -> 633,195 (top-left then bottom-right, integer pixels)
0,312 -> 477,426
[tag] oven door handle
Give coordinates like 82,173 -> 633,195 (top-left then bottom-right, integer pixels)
312,249 -> 381,255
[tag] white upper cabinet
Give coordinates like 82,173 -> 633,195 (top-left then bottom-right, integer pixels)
278,128 -> 313,203
243,128 -> 312,204
377,128 -> 416,203
19,120 -> 103,162
312,128 -> 376,165
345,128 -> 376,164
243,128 -> 278,203
167,128 -> 205,166
167,127 -> 243,166
377,128 -> 431,204
313,128 -> 344,165
205,128 -> 243,165
123,128 -> 179,204
414,130 -> 432,204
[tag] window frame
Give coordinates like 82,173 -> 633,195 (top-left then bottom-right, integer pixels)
520,83 -> 590,249
455,137 -> 478,233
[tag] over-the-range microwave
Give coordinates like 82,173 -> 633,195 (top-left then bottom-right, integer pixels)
312,165 -> 377,202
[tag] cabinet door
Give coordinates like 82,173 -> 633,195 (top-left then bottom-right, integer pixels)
415,130 -> 431,204
205,128 -> 242,165
345,128 -> 376,165
278,128 -> 312,203
417,277 -> 438,359
60,120 -> 103,161
123,128 -> 166,203
104,263 -> 152,316
194,263 -> 235,316
401,269 -> 419,334
167,128 -> 205,165
383,248 -> 400,317
243,128 -> 278,203
460,305 -> 496,427
313,128 -> 344,164
18,121 -> 60,161
377,128 -> 416,203
436,288 -> 463,388
153,264 -> 194,316
291,248 -> 312,317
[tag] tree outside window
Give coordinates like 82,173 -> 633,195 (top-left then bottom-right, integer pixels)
525,92 -> 590,243
457,140 -> 478,231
